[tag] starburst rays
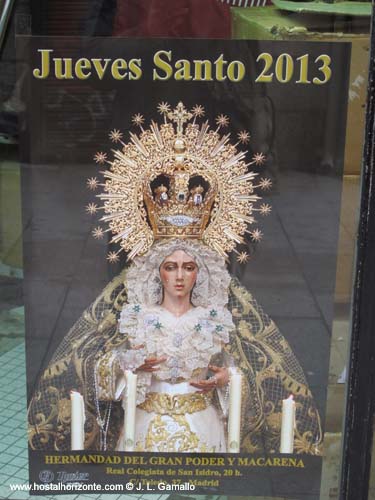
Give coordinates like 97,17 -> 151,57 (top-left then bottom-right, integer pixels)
87,102 -> 272,262
107,251 -> 120,263
192,105 -> 205,118
236,251 -> 250,264
238,131 -> 250,144
92,227 -> 104,239
94,152 -> 107,164
157,102 -> 170,115
87,177 -> 99,190
85,203 -> 98,215
250,229 -> 263,242
109,129 -> 123,143
253,152 -> 266,165
259,178 -> 272,190
132,113 -> 145,128
259,203 -> 272,215
215,114 -> 230,128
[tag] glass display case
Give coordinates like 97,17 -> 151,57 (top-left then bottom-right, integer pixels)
0,2 -> 374,499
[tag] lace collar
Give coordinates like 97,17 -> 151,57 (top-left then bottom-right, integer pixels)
118,303 -> 234,382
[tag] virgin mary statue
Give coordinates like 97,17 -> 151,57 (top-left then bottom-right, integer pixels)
28,102 -> 322,455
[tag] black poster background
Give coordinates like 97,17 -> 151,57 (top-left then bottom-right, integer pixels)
18,37 -> 351,498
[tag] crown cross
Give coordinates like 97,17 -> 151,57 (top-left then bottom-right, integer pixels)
168,102 -> 193,135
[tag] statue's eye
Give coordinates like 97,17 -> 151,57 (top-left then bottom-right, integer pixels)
185,265 -> 196,272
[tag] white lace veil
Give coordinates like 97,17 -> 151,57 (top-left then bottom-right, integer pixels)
125,239 -> 231,307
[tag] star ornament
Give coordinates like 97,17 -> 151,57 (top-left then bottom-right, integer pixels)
251,229 -> 263,242
87,177 -> 99,191
94,152 -> 107,164
238,131 -> 251,144
236,251 -> 250,264
260,203 -> 272,215
259,178 -> 272,190
107,251 -> 120,263
109,129 -> 123,143
253,152 -> 266,166
92,227 -> 104,239
216,114 -> 230,128
85,203 -> 98,215
132,113 -> 145,127
157,102 -> 171,115
192,105 -> 205,117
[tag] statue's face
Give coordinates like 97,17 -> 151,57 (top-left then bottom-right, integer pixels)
160,250 -> 198,300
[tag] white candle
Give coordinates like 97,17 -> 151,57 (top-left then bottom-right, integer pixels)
124,370 -> 137,451
228,368 -> 242,453
70,391 -> 85,450
280,394 -> 296,453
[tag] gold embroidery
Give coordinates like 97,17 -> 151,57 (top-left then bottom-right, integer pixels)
57,398 -> 71,424
42,358 -> 70,379
138,391 -> 212,415
294,426 -> 322,455
96,352 -> 115,398
141,414 -> 214,452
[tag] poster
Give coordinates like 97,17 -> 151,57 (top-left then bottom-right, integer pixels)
20,37 -> 350,497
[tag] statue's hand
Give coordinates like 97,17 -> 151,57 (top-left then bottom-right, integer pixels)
136,356 -> 167,373
190,365 -> 229,393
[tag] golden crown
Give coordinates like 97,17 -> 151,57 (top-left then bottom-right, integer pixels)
86,102 -> 271,263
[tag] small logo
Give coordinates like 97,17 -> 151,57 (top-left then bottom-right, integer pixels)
39,470 -> 54,483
